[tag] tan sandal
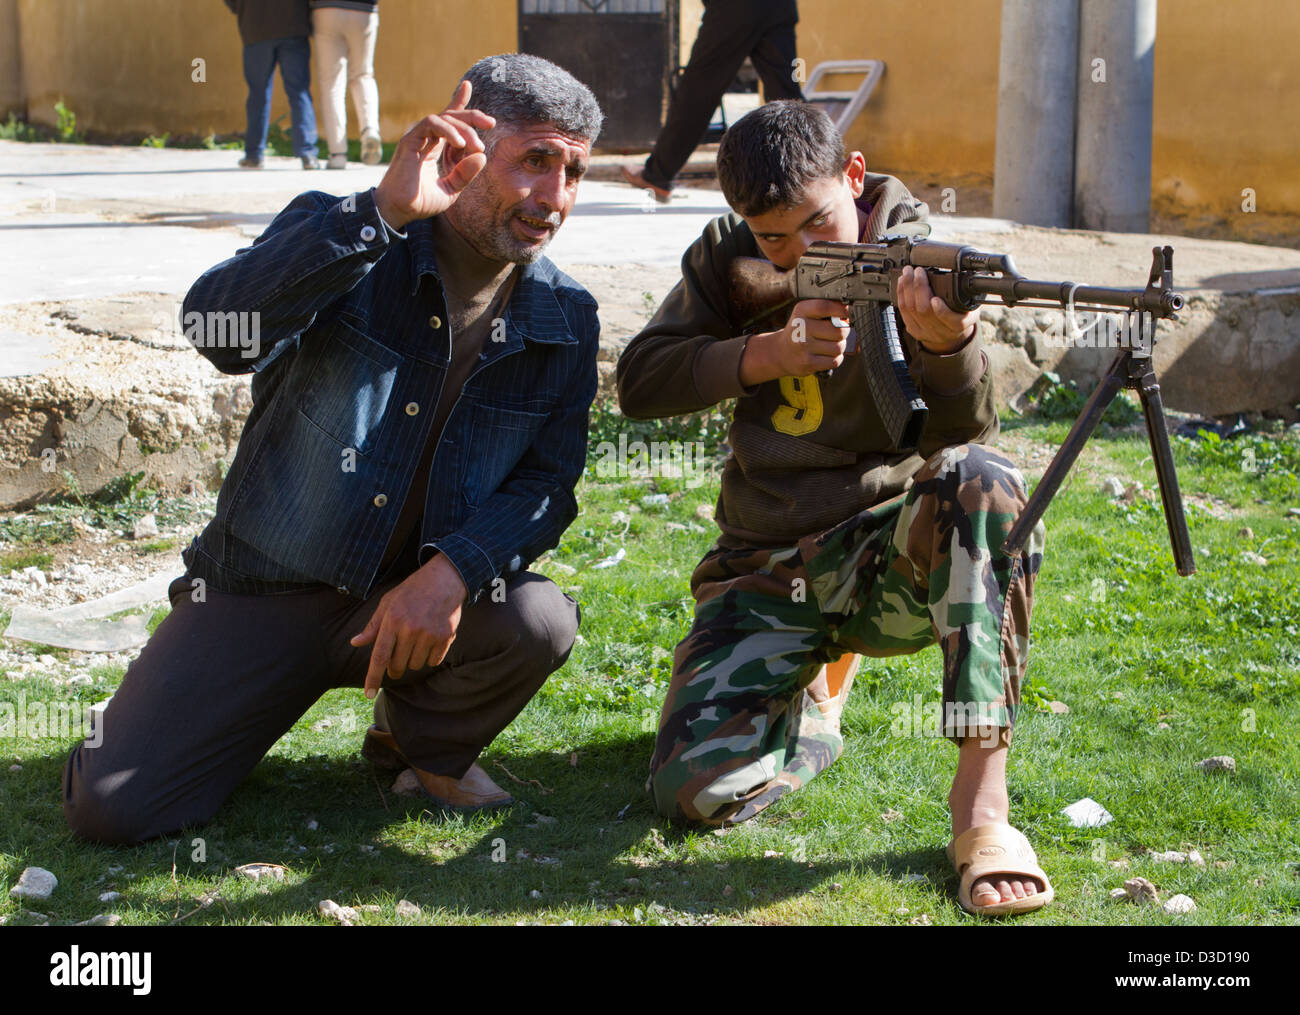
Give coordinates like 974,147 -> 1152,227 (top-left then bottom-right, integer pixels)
946,823 -> 1055,916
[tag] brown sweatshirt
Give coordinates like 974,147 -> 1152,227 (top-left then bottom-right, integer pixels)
616,173 -> 999,546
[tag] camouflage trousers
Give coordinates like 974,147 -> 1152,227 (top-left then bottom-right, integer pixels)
648,443 -> 1046,826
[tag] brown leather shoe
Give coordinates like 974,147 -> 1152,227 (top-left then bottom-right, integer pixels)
362,726 -> 514,812
621,164 -> 672,203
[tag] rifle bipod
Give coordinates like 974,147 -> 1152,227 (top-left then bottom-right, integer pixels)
1000,311 -> 1197,577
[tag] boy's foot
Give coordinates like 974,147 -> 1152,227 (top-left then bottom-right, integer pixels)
621,164 -> 672,203
947,823 -> 1054,916
948,728 -> 1048,912
360,131 -> 382,165
327,153 -> 348,170
301,154 -> 321,170
238,156 -> 263,169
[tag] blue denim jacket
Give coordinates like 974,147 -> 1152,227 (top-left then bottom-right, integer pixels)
180,188 -> 598,603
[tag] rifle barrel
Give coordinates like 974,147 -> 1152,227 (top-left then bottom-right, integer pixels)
966,275 -> 1183,317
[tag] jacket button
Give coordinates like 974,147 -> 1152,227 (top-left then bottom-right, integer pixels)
405,402 -> 419,416
373,493 -> 388,507
428,314 -> 442,329
360,225 -> 377,242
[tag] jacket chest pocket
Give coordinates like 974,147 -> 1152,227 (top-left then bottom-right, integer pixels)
461,403 -> 548,509
297,319 -> 402,456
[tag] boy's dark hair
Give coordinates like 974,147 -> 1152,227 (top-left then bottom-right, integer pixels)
716,101 -> 848,218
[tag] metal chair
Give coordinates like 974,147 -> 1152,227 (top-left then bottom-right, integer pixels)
803,59 -> 887,134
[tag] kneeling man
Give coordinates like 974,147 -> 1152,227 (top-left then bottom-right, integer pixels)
64,54 -> 602,842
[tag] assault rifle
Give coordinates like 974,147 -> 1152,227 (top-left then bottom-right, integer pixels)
729,237 -> 1196,576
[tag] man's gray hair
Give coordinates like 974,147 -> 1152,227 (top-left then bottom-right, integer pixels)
462,53 -> 603,151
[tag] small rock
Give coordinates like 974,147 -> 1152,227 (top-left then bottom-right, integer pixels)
76,913 -> 121,927
830,882 -> 843,892
1109,859 -> 1131,870
1196,755 -> 1236,773
391,768 -> 423,796
528,889 -> 542,899
395,899 -> 421,918
1062,797 -> 1113,828
640,494 -> 669,508
1109,888 -> 1130,901
1123,877 -> 1160,905
763,849 -> 785,858
23,566 -> 47,590
1287,507 -> 1300,519
317,899 -> 359,925
1163,894 -> 1197,914
1156,722 -> 1171,730
98,890 -> 122,903
234,863 -> 286,882
306,819 -> 318,831
1237,526 -> 1254,540
1188,849 -> 1205,866
1241,551 -> 1268,566
131,513 -> 159,539
907,913 -> 932,926
356,904 -> 381,914
1047,700 -> 1070,715
8,764 -> 20,772
1102,476 -> 1125,498
722,885 -> 734,897
8,866 -> 57,901
695,503 -> 713,521
881,809 -> 904,823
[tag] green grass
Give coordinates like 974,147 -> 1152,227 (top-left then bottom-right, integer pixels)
1,418 -> 1297,925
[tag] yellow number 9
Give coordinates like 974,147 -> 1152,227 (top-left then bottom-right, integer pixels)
771,374 -> 824,436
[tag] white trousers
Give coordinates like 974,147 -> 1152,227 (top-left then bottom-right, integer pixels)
312,7 -> 380,154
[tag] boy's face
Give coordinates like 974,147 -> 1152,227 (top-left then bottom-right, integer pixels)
743,152 -> 867,270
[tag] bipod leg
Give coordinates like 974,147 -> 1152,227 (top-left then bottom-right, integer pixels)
1001,350 -> 1129,558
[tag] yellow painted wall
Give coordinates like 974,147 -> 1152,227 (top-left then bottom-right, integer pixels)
15,0 -> 517,141
795,0 -> 1003,185
0,0 -> 23,118
1151,0 -> 1300,241
7,0 -> 1299,232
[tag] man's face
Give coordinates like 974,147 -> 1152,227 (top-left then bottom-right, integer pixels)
445,122 -> 591,264
742,154 -> 867,270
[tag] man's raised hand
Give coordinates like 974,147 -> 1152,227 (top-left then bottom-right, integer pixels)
373,80 -> 496,231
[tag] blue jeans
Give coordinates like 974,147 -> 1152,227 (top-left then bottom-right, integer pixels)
242,37 -> 318,160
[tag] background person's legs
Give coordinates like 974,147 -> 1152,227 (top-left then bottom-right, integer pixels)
274,37 -> 319,160
241,41 -> 278,162
641,0 -> 803,191
343,8 -> 381,146
312,9 -> 352,158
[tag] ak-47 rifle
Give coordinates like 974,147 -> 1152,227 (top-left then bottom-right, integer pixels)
729,236 -> 1196,576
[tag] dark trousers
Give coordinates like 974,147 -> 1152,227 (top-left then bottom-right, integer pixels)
242,36 -> 319,160
642,0 -> 805,189
62,566 -> 579,844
